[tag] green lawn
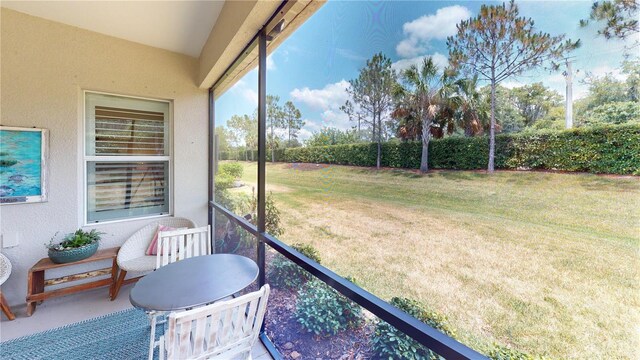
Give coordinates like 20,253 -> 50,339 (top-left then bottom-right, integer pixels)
233,162 -> 639,359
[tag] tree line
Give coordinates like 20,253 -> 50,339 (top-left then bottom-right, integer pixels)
218,0 -> 638,172
217,95 -> 305,161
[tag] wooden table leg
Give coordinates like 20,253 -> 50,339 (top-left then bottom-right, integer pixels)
111,269 -> 127,301
26,269 -> 44,316
0,291 -> 16,321
26,270 -> 35,316
109,257 -> 118,299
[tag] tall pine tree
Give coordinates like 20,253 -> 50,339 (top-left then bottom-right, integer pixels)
447,0 -> 578,172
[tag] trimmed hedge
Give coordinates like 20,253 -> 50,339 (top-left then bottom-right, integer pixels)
505,126 -> 639,174
283,142 -> 379,166
219,149 -> 285,162
279,125 -> 640,175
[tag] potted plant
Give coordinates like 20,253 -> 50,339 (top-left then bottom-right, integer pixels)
46,229 -> 103,264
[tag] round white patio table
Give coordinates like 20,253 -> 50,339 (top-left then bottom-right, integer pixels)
129,254 -> 259,359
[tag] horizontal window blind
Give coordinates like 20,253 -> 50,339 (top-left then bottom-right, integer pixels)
85,92 -> 171,223
94,106 -> 165,155
87,161 -> 169,222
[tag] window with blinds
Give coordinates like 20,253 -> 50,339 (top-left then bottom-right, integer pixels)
85,92 -> 170,223
93,106 -> 166,155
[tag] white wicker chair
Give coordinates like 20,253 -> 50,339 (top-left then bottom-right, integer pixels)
0,253 -> 16,320
157,285 -> 270,360
111,217 -> 196,300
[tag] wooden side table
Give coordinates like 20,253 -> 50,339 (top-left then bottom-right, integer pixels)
26,247 -> 120,316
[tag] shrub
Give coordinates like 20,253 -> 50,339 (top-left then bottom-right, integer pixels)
264,193 -> 283,237
295,278 -> 362,336
371,297 -> 457,360
214,173 -> 235,191
291,243 -> 321,263
218,162 -> 243,179
213,189 -> 252,253
245,191 -> 284,237
283,124 -> 640,175
486,344 -> 537,360
268,243 -> 321,289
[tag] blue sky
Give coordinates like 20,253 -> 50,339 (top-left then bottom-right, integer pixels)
216,0 -> 637,142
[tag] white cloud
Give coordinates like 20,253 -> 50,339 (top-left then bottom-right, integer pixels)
243,89 -> 258,105
500,81 -> 526,89
567,65 -> 626,100
335,48 -> 366,61
396,6 -> 471,58
267,54 -> 276,71
572,86 -> 589,100
525,64 -> 629,100
297,128 -> 313,141
584,65 -> 626,81
545,74 -> 566,85
391,53 -> 449,73
290,80 -> 351,111
321,109 -> 352,129
229,79 -> 258,106
303,120 -> 322,132
396,39 -> 425,60
281,49 -> 290,63
231,79 -> 245,88
496,72 -> 586,100
273,128 -> 288,138
290,80 -> 359,132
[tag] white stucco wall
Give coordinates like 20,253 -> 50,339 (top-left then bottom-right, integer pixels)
0,8 -> 209,306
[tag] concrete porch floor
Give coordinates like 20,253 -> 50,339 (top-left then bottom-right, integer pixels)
0,283 -> 273,359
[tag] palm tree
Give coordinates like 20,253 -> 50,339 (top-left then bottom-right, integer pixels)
394,57 -> 446,173
452,76 -> 488,136
432,69 -> 459,139
392,107 -> 421,141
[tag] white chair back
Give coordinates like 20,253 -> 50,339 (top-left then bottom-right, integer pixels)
162,285 -> 270,360
156,225 -> 211,269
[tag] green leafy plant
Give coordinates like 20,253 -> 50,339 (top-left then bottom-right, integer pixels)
486,344 -> 537,360
295,278 -> 362,336
371,297 -> 457,360
248,191 -> 284,237
215,162 -> 244,193
215,173 -> 235,191
218,162 -> 244,179
268,243 -> 321,289
215,189 -> 284,253
47,229 -> 103,251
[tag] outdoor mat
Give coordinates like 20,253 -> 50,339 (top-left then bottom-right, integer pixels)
0,308 -> 163,360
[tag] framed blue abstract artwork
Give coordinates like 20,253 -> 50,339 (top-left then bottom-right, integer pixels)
0,126 -> 49,204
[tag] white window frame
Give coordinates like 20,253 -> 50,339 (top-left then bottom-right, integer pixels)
82,90 -> 173,225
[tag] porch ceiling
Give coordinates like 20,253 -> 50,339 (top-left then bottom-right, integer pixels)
1,0 -> 326,91
0,1 -> 223,58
